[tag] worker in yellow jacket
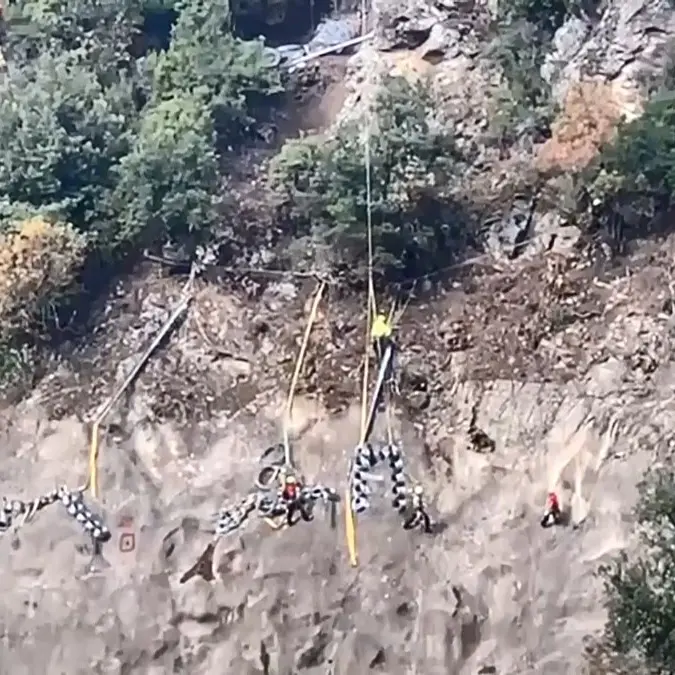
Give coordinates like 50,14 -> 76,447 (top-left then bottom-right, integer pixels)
371,312 -> 400,399
371,312 -> 393,360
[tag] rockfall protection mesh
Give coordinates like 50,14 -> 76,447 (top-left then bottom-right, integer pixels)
348,441 -> 432,532
0,486 -> 110,543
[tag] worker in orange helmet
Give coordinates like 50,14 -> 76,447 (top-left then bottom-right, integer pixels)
540,491 -> 562,528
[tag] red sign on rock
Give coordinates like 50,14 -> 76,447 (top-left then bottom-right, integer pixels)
117,514 -> 136,553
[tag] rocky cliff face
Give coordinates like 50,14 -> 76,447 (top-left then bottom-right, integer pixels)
2,240 -> 675,674
0,387 -> 649,674
336,0 -> 675,261
2,1 -> 675,673
545,0 -> 675,109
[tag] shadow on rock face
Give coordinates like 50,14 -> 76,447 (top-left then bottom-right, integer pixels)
0,383 -> 654,674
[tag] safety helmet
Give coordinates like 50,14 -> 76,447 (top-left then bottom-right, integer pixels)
413,484 -> 424,496
285,475 -> 297,484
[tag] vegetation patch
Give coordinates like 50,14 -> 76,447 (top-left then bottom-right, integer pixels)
269,75 -> 474,284
578,85 -> 675,248
0,216 -> 87,340
0,0 -> 283,386
537,80 -> 624,172
486,0 -> 601,147
596,467 -> 675,674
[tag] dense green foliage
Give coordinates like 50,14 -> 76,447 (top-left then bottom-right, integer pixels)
147,0 -> 282,141
4,0 -> 142,64
582,92 -> 675,245
269,75 -> 469,282
600,99 -> 675,199
0,50 -> 138,233
0,0 -> 279,247
600,468 -> 675,673
0,0 -> 280,358
488,19 -> 553,139
111,94 -> 219,248
499,0 -> 568,37
498,0 -> 601,34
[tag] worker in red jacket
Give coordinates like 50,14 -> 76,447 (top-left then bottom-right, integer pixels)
281,474 -> 313,525
541,491 -> 562,528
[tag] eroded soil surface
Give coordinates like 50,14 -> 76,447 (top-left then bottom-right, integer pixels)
2,228 -> 675,673
3,37 -> 675,675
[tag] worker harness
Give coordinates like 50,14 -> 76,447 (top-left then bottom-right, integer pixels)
211,442 -> 340,537
182,282 -> 337,582
214,481 -> 339,536
0,485 -> 111,543
541,491 -> 562,528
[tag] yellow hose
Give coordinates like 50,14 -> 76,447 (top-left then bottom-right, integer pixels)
346,292 -> 372,568
88,421 -> 100,498
282,281 -> 326,466
86,285 -> 192,499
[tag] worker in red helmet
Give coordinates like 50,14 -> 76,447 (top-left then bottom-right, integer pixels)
281,474 -> 299,501
540,491 -> 562,528
281,474 -> 313,526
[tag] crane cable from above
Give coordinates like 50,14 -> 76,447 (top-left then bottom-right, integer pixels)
345,47 -> 378,566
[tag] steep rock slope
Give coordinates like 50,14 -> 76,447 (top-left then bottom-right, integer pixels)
3,1 -> 675,671
1,248 -> 673,673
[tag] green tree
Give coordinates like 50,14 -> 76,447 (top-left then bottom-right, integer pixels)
147,0 -> 283,142
269,75 -> 467,282
601,95 -> 675,201
5,0 -> 142,67
498,0 -> 568,36
0,0 -> 289,391
497,0 -> 601,35
600,467 -> 675,673
110,93 -> 219,250
0,50 -> 139,233
581,94 -> 675,245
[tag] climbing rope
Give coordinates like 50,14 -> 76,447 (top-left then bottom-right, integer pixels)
260,280 -> 328,530
199,280 -> 332,545
344,272 -> 374,565
342,91 -> 430,557
342,0 -> 392,563
181,472 -> 340,583
345,28 -> 381,565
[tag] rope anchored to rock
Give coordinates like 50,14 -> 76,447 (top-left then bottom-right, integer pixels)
215,439 -> 340,536
181,441 -> 340,583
